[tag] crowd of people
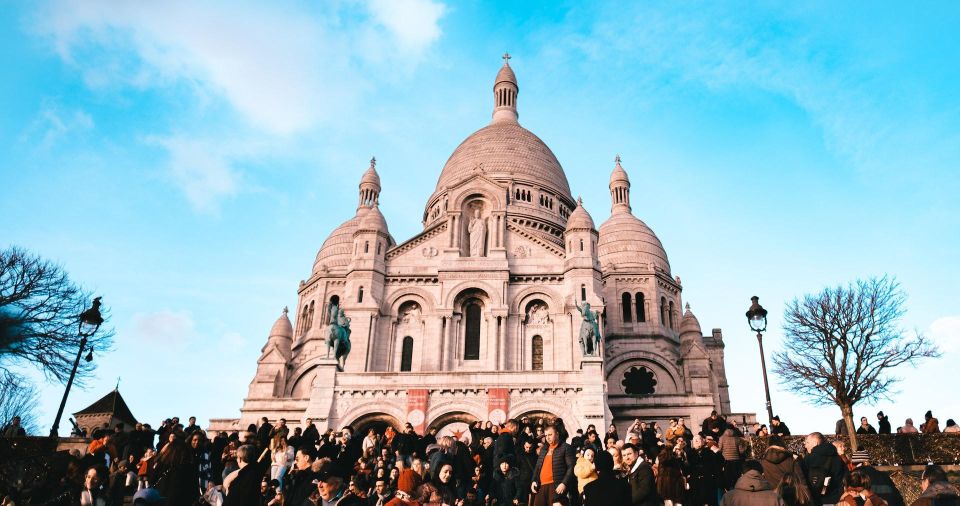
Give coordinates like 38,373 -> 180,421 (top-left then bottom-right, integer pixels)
1,409 -> 958,506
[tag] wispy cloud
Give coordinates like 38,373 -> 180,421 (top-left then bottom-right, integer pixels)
21,99 -> 94,148
32,0 -> 447,209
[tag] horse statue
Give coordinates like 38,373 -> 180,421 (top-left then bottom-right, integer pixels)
326,307 -> 352,370
575,300 -> 602,357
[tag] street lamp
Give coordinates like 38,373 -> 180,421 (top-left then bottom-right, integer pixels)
50,297 -> 103,438
746,296 -> 774,426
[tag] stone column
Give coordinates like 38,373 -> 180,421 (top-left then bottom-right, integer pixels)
497,315 -> 506,370
303,358 -> 340,432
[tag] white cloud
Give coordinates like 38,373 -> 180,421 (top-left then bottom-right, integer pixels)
146,135 -> 241,213
929,316 -> 960,353
33,0 -> 446,211
366,0 -> 446,56
130,310 -> 195,344
22,100 -> 94,148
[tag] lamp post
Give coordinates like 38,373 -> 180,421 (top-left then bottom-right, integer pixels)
49,297 -> 103,438
746,295 -> 774,425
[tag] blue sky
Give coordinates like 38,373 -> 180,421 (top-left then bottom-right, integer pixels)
2,1 -> 958,435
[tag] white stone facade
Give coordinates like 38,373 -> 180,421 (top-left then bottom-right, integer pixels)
212,57 -> 739,438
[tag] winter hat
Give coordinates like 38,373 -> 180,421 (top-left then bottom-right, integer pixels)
497,454 -> 514,466
851,450 -> 870,465
397,469 -> 421,495
767,436 -> 786,449
925,410 -> 933,420
772,415 -> 780,422
132,488 -> 166,504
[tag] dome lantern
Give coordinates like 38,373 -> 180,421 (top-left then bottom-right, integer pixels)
358,157 -> 381,209
492,53 -> 519,124
609,154 -> 631,213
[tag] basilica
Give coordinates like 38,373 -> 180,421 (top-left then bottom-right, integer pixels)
212,56 -> 742,439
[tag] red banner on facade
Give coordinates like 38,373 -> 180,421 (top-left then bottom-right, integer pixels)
487,388 -> 510,425
406,389 -> 429,434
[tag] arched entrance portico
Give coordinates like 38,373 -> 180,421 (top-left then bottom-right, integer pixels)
349,412 -> 402,437
428,411 -> 479,445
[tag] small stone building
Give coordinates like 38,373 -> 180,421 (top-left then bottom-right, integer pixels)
73,389 -> 138,435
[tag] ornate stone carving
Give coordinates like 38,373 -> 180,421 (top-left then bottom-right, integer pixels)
513,245 -> 531,258
400,304 -> 421,325
422,246 -> 439,257
575,301 -> 601,357
468,209 -> 486,257
526,303 -> 549,325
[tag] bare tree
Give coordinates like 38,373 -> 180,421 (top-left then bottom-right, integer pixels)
0,247 -> 113,421
0,372 -> 40,434
772,276 -> 939,450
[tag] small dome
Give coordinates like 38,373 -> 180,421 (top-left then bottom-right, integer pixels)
679,303 -> 702,337
313,209 -> 367,274
598,211 -> 670,274
358,205 -> 389,233
360,157 -> 381,189
610,155 -> 630,187
269,307 -> 293,339
565,198 -> 595,231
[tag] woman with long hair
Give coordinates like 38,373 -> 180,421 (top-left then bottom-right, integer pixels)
777,472 -> 814,506
416,460 -> 458,506
153,438 -> 200,505
269,435 -> 293,488
575,447 -> 599,495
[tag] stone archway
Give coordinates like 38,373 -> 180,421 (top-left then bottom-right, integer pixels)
428,411 -> 480,446
349,412 -> 403,438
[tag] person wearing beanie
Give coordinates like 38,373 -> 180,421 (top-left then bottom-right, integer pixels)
489,455 -> 522,505
877,412 -> 892,435
582,450 -> 631,506
761,436 -> 809,493
771,416 -> 791,437
920,411 -> 940,434
850,450 -> 870,467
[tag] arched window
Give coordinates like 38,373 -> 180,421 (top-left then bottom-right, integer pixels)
377,242 -> 382,255
301,304 -> 309,336
308,301 -> 315,329
358,287 -> 364,303
532,335 -> 543,371
579,239 -> 584,251
635,293 -> 645,322
669,301 -> 675,329
621,292 -> 632,323
581,284 -> 587,301
464,303 -> 481,360
660,296 -> 667,324
400,336 -> 414,372
364,241 -> 369,254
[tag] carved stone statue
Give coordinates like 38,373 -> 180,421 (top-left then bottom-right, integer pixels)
326,307 -> 352,370
575,300 -> 601,356
468,209 -> 486,257
527,303 -> 549,325
401,304 -> 421,325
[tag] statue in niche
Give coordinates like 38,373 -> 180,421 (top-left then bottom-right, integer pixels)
527,303 -> 549,325
575,300 -> 601,357
401,304 -> 421,325
468,208 -> 486,257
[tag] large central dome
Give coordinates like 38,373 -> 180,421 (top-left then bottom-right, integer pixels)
434,121 -> 572,199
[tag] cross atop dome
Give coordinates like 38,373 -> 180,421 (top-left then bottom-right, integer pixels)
502,52 -> 511,64
370,156 -> 376,168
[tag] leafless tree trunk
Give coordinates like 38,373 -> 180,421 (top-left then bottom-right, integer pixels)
0,247 -> 113,407
772,276 -> 939,451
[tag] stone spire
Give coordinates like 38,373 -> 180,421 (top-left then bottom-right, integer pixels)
492,53 -> 519,124
609,154 -> 631,214
358,157 -> 381,209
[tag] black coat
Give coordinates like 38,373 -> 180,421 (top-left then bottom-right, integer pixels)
489,468 -> 522,505
225,463 -> 264,506
494,432 -> 516,463
878,418 -> 892,435
283,467 -> 318,506
803,442 -> 847,506
625,461 -> 659,506
582,474 -> 632,506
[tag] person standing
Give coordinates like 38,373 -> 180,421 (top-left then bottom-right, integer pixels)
2,416 -> 26,437
530,424 -> 575,506
876,412 -> 892,435
719,428 -> 744,490
911,465 -> 959,506
622,443 -> 659,506
721,460 -> 784,506
771,416 -> 791,437
582,451 -> 631,506
802,433 -> 846,506
856,417 -> 877,435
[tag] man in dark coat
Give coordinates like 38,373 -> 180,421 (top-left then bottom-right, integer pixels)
721,460 -> 782,506
257,417 -> 274,449
530,424 -> 576,506
283,447 -> 319,506
761,436 -> 807,489
225,444 -> 267,506
622,443 -> 659,506
302,419 -> 320,449
770,416 -> 791,437
494,419 -> 519,463
515,439 -> 537,505
582,450 -> 631,506
877,412 -> 892,435
803,432 -> 846,506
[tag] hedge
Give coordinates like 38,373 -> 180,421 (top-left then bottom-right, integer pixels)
746,433 -> 960,465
